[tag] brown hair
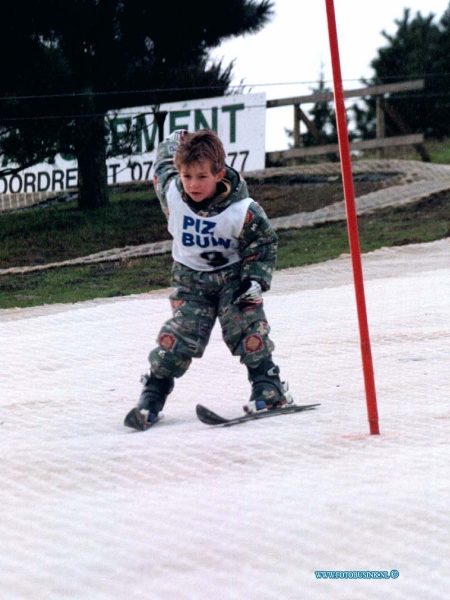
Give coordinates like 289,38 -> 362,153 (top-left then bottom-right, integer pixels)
174,129 -> 226,174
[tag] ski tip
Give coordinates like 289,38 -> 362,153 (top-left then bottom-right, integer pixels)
196,404 -> 229,425
196,404 -> 215,418
124,409 -> 162,431
124,407 -> 147,431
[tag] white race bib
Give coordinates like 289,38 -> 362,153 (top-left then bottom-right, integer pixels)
166,181 -> 253,271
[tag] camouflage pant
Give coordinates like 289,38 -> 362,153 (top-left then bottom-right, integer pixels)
149,261 -> 275,379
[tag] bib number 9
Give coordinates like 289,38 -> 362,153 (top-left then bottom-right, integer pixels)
200,251 -> 229,268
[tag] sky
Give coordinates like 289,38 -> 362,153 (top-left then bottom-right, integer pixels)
211,0 -> 450,151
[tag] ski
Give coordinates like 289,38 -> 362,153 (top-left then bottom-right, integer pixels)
196,402 -> 320,427
124,407 -> 162,431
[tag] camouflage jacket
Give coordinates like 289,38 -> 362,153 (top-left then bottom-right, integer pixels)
153,137 -> 277,291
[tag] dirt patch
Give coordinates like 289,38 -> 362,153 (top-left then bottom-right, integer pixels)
248,175 -> 402,218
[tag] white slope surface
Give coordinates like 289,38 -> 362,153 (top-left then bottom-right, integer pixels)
1,239 -> 449,600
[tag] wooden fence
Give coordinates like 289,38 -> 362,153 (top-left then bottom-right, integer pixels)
265,79 -> 428,164
0,80 -> 428,212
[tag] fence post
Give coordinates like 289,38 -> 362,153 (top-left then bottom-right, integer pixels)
293,105 -> 301,148
376,96 -> 385,158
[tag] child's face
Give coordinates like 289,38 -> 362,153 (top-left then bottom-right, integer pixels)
179,161 -> 226,203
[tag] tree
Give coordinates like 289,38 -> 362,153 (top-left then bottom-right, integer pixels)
300,72 -> 338,147
0,0 -> 274,209
355,7 -> 450,140
285,70 -> 339,155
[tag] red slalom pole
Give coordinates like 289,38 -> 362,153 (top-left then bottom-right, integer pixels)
324,0 -> 380,434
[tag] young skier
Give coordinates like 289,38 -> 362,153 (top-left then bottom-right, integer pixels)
124,129 -> 292,429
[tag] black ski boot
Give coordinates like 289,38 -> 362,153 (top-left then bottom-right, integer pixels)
124,372 -> 174,430
245,359 -> 292,413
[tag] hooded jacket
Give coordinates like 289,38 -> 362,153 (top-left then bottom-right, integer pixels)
153,136 -> 277,291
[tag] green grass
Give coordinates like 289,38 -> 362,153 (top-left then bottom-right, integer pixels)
0,255 -> 173,308
276,193 -> 450,270
0,189 -> 168,267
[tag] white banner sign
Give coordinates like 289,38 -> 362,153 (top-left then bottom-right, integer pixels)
0,93 -> 266,196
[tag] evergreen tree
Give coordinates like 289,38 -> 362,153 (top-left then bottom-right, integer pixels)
285,71 -> 339,154
0,0 -> 274,209
356,7 -> 448,140
301,73 -> 338,147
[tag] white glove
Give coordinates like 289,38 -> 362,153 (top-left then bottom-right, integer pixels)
233,280 -> 263,306
168,129 -> 188,142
